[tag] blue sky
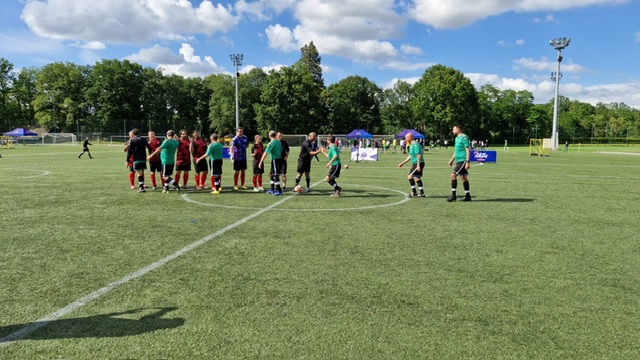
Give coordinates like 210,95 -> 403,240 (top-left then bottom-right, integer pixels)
1,0 -> 639,107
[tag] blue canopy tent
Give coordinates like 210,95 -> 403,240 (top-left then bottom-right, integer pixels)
345,129 -> 373,139
396,129 -> 425,139
3,128 -> 38,137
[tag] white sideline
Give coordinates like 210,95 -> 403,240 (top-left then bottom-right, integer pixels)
0,190 -> 301,347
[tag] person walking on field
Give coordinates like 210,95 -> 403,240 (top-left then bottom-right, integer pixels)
321,135 -> 343,197
398,132 -> 426,198
447,124 -> 472,202
78,138 -> 93,159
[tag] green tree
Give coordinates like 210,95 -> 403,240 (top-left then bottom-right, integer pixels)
324,75 -> 382,134
411,65 -> 479,140
0,58 -> 16,131
141,68 -> 171,133
206,73 -> 235,134
238,67 -> 266,136
84,59 -> 144,133
380,80 -> 414,134
255,65 -> 324,134
12,67 -> 39,128
33,62 -> 87,132
298,42 -> 324,88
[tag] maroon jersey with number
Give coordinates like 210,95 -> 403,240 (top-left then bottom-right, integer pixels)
191,138 -> 207,159
176,137 -> 191,166
148,137 -> 161,163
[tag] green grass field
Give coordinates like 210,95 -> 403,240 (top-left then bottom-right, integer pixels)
1,143 -> 639,359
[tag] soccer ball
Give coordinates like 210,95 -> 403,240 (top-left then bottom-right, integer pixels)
344,164 -> 349,169
294,185 -> 302,193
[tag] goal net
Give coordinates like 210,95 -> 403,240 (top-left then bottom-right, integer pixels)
529,138 -> 551,156
42,133 -> 77,145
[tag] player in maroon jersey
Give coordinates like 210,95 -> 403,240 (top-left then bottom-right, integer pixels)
250,134 -> 265,191
190,131 -> 208,190
147,130 -> 163,190
175,129 -> 192,189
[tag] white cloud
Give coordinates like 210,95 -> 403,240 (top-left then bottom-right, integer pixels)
516,39 -> 525,45
635,31 -> 640,42
513,57 -> 587,73
265,24 -> 297,52
466,73 -> 640,108
383,61 -> 435,71
70,41 -> 107,50
21,0 -> 237,44
127,43 -> 225,78
409,0 -> 625,29
400,45 -> 424,55
265,0 -> 406,62
498,39 -> 526,47
235,0 -> 295,21
126,44 -> 184,65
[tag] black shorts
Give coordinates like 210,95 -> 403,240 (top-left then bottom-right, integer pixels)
162,164 -> 175,177
280,160 -> 287,174
270,159 -> 283,176
327,164 -> 341,179
149,161 -> 162,173
253,160 -> 264,175
233,159 -> 247,171
133,161 -> 147,171
408,163 -> 425,178
176,164 -> 191,172
297,158 -> 311,174
210,159 -> 223,176
453,161 -> 469,176
194,159 -> 208,173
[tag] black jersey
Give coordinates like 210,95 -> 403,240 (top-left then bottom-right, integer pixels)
127,136 -> 151,163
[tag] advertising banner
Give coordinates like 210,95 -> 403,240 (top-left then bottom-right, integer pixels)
350,148 -> 378,161
470,150 -> 497,163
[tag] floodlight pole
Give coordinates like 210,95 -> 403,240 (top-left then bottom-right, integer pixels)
549,37 -> 570,150
230,54 -> 243,130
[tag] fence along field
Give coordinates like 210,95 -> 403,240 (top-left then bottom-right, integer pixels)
1,143 -> 639,358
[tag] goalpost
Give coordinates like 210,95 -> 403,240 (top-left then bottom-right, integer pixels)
529,138 -> 551,156
42,133 -> 77,145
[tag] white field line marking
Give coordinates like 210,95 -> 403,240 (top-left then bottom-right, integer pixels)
0,186 -> 306,347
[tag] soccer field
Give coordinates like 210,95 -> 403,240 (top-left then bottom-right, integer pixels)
1,144 -> 639,358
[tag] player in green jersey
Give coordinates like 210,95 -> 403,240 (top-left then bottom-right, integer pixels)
147,130 -> 181,193
196,133 -> 224,194
258,130 -> 283,195
398,132 -> 426,197
447,124 -> 471,202
321,135 -> 343,197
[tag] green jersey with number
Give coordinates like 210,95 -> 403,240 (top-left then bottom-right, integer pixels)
205,142 -> 224,160
454,134 -> 470,162
328,144 -> 340,165
408,141 -> 424,164
160,138 -> 179,165
265,139 -> 282,160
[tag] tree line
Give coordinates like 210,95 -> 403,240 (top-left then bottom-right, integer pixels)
1,42 -> 639,144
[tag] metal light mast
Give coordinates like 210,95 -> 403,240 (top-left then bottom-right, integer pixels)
230,54 -> 243,130
549,37 -> 571,150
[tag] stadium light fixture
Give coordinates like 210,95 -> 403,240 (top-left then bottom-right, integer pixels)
549,37 -> 571,150
230,54 -> 243,131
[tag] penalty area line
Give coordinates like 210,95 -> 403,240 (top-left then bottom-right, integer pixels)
0,190 -> 300,347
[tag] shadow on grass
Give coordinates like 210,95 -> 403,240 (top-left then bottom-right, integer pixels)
0,307 -> 184,342
469,198 -> 535,202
